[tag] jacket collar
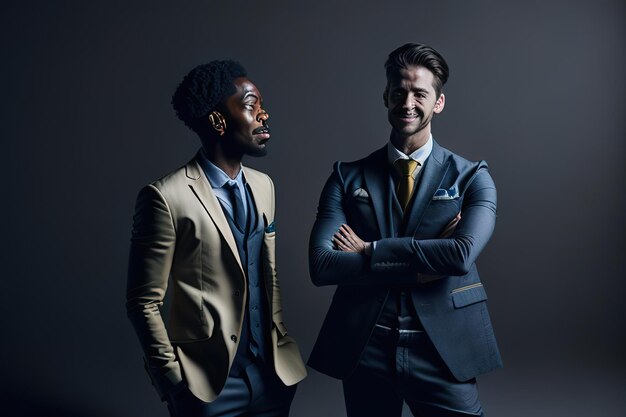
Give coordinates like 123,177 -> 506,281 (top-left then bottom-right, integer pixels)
184,151 -> 271,275
362,140 -> 450,238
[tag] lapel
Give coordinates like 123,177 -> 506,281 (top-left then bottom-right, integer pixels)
362,146 -> 394,239
241,165 -> 270,230
242,166 -> 274,304
403,140 -> 450,235
185,152 -> 244,275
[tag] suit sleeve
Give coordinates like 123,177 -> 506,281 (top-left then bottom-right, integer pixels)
371,166 -> 497,276
309,163 -> 375,286
126,184 -> 182,400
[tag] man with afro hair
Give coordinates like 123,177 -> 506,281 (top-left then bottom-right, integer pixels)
127,60 -> 306,417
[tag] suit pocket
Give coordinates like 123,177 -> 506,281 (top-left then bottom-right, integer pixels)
275,322 -> 295,347
451,283 -> 487,308
277,334 -> 297,348
346,193 -> 371,208
275,321 -> 288,337
432,184 -> 460,200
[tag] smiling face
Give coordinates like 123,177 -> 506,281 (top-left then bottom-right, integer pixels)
384,65 -> 445,149
220,77 -> 270,157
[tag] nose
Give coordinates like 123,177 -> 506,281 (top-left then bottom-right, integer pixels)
256,109 -> 269,124
402,94 -> 415,110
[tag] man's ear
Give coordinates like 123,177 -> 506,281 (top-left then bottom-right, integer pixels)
208,111 -> 227,135
382,88 -> 388,108
433,93 -> 445,114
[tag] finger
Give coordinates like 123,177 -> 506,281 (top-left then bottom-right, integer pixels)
340,226 -> 358,245
447,222 -> 457,231
443,212 -> 461,233
338,227 -> 358,245
442,226 -> 457,238
440,226 -> 452,238
334,232 -> 354,248
333,237 -> 353,252
338,230 -> 364,252
335,230 -> 350,242
341,224 -> 354,234
341,225 -> 363,246
339,224 -> 353,237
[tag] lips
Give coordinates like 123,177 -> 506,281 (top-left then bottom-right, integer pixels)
398,115 -> 418,123
252,126 -> 270,142
253,126 -> 270,135
394,111 -> 421,124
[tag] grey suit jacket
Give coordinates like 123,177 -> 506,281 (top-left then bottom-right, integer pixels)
308,141 -> 502,381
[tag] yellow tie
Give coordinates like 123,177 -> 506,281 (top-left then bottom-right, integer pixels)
394,159 -> 420,212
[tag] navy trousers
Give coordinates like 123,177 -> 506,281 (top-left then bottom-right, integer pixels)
343,325 -> 484,417
167,360 -> 296,417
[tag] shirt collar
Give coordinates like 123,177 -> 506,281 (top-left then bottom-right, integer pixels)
387,134 -> 433,166
198,148 -> 245,189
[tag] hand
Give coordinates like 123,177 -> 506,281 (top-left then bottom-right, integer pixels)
166,382 -> 193,417
439,212 -> 461,238
333,224 -> 371,254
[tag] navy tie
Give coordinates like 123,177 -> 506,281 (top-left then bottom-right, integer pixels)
225,182 -> 246,232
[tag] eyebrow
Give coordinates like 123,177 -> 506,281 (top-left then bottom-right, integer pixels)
392,84 -> 428,91
242,91 -> 259,101
397,86 -> 429,93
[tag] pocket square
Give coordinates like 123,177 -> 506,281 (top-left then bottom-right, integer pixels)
262,214 -> 275,232
352,188 -> 370,199
432,185 -> 459,200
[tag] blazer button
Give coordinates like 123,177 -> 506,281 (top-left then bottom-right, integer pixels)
233,290 -> 241,297
230,335 -> 237,343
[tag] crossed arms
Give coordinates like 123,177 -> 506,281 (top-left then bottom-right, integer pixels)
309,167 -> 497,286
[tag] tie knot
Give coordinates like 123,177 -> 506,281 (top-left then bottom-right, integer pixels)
394,159 -> 419,177
224,181 -> 242,198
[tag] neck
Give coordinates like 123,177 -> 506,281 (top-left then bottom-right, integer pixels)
201,143 -> 242,179
390,126 -> 431,155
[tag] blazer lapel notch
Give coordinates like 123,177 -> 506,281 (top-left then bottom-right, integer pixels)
403,142 -> 450,235
242,167 -> 270,230
362,147 -> 393,239
186,157 -> 245,274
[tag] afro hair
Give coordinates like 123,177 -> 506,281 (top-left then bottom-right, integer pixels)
171,60 -> 247,132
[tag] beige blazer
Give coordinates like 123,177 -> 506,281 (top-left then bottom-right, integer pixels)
126,152 -> 307,402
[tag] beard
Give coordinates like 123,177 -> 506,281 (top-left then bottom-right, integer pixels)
219,132 -> 268,158
245,145 -> 268,157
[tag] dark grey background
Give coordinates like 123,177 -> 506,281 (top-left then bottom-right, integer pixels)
2,1 -> 624,416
